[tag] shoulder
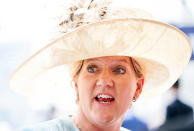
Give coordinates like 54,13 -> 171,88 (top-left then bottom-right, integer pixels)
21,116 -> 79,131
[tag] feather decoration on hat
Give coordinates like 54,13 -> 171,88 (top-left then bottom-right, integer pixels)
57,0 -> 153,34
58,0 -> 112,33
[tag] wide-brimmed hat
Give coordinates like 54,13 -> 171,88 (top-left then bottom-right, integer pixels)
9,0 -> 192,104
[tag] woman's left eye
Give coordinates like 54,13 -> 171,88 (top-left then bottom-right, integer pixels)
114,68 -> 126,74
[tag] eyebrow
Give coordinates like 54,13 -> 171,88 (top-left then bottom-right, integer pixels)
85,58 -> 130,64
115,59 -> 129,63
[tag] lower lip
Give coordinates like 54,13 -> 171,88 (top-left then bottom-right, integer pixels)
94,99 -> 115,106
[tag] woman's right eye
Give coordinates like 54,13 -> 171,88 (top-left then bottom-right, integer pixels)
87,66 -> 97,73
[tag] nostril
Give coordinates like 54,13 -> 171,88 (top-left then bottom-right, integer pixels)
96,79 -> 114,87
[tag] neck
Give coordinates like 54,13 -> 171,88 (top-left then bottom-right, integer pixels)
72,108 -> 123,131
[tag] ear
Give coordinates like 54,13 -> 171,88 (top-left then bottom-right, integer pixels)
74,81 -> 79,93
72,75 -> 78,88
133,77 -> 144,101
74,81 -> 80,105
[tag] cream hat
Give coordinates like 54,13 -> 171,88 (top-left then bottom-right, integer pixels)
9,0 -> 192,103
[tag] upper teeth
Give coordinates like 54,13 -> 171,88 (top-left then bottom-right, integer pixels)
97,94 -> 113,98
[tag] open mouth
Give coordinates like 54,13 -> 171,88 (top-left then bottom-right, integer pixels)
95,94 -> 115,103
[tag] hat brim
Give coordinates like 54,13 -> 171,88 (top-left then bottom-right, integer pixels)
9,18 -> 192,104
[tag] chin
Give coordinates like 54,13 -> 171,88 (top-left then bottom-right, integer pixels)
91,111 -> 118,125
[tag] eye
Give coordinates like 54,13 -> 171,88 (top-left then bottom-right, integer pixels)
114,67 -> 126,74
87,65 -> 97,73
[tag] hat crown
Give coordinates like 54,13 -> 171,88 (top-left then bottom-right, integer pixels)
58,0 -> 153,33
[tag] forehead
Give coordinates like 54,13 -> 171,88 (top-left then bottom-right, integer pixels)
85,56 -> 131,64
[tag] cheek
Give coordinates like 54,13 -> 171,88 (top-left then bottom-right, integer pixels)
77,74 -> 95,101
117,77 -> 137,101
118,82 -> 136,112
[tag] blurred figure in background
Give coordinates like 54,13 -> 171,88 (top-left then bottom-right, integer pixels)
156,79 -> 194,131
122,109 -> 149,131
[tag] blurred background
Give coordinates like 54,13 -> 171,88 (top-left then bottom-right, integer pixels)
0,0 -> 194,131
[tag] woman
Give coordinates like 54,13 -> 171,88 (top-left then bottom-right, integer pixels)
9,0 -> 192,131
70,56 -> 144,131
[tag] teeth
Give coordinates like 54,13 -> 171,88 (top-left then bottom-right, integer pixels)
97,94 -> 113,99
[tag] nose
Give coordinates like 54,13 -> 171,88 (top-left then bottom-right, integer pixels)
96,68 -> 114,88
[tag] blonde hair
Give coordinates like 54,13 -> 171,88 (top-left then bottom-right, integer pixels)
130,57 -> 143,78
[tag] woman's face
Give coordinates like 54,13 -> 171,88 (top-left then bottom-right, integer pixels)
74,56 -> 143,126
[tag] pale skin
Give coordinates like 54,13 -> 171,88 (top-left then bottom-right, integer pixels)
72,56 -> 144,131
